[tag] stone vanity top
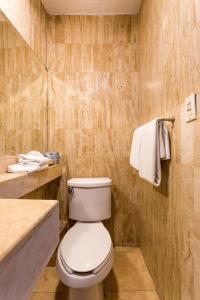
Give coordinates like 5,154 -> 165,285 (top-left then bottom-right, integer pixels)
0,164 -> 62,199
0,199 -> 58,266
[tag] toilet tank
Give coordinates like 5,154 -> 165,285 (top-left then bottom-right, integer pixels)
67,178 -> 112,222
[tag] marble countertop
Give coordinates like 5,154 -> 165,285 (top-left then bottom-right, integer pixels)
0,164 -> 62,199
0,199 -> 58,265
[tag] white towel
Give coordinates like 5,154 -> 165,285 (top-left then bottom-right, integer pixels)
130,126 -> 143,170
18,151 -> 50,166
7,163 -> 49,173
130,118 -> 170,186
7,151 -> 50,174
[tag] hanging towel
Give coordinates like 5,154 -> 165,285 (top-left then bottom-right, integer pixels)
130,126 -> 143,170
130,118 -> 170,186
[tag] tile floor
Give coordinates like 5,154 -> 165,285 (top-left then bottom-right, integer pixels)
30,247 -> 160,300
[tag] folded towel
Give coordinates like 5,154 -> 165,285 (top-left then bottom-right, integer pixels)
18,151 -> 50,166
7,151 -> 51,174
130,118 -> 170,186
7,163 -> 49,173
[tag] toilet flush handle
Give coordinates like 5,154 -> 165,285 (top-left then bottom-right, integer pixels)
68,187 -> 74,194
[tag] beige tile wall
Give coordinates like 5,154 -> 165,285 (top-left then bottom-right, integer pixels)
137,1 -> 200,299
0,0 -> 47,64
0,12 -> 47,156
2,3 -> 200,298
47,15 -> 139,245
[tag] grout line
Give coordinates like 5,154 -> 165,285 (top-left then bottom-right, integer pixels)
109,289 -> 156,292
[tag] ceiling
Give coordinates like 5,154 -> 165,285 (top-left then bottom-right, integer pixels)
41,0 -> 142,15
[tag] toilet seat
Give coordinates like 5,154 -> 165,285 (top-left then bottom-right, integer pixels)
57,243 -> 113,289
60,222 -> 112,274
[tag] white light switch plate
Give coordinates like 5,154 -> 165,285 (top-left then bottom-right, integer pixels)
185,93 -> 197,122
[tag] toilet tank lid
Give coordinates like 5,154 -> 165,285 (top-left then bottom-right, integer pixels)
67,177 -> 112,188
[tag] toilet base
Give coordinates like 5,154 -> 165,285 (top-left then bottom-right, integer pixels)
67,283 -> 104,300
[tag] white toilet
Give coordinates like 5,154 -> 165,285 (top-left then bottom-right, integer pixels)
56,177 -> 113,300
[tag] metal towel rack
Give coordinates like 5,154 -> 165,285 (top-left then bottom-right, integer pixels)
160,116 -> 175,122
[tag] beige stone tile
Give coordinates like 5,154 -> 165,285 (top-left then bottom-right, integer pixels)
107,248 -> 155,292
93,44 -> 113,72
33,267 -> 66,293
115,16 -> 132,43
110,291 -> 160,300
194,273 -> 200,300
30,293 -> 66,300
112,213 -> 139,247
93,16 -> 115,44
104,292 -> 112,300
114,247 -> 139,252
192,233 -> 200,277
47,15 -> 139,247
80,16 -> 96,44
137,0 -> 200,299
180,103 -> 194,165
194,167 -> 200,222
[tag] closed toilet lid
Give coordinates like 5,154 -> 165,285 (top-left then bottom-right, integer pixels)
60,222 -> 112,273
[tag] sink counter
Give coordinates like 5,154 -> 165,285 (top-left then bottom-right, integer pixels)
0,164 -> 62,199
0,199 -> 58,265
0,199 -> 59,300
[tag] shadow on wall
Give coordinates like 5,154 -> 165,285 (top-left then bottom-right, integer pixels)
154,160 -> 171,198
104,186 -> 140,247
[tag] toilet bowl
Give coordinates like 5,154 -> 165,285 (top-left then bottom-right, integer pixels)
56,177 -> 113,300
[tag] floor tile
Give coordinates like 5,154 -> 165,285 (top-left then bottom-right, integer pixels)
107,248 -> 156,292
30,292 -> 66,300
32,267 -> 66,293
110,291 -> 160,300
114,247 -> 139,252
30,247 -> 159,300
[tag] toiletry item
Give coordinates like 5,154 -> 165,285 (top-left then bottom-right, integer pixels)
43,152 -> 60,164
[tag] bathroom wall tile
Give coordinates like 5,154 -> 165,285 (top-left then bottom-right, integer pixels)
0,14 -> 47,155
93,44 -> 113,72
192,233 -> 200,277
194,273 -> 200,300
193,167 -> 200,241
47,15 -> 138,246
193,108 -> 200,167
138,1 -> 200,299
94,16 -> 115,44
180,103 -> 194,165
115,16 -> 132,44
113,44 -> 136,73
0,0 -> 47,65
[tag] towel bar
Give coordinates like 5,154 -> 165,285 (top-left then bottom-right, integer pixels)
160,117 -> 175,122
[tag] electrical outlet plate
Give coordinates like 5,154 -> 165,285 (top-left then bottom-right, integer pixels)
185,93 -> 197,122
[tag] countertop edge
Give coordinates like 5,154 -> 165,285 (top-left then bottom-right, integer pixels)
0,200 -> 59,268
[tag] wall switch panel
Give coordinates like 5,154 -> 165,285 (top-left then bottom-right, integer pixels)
185,93 -> 197,122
